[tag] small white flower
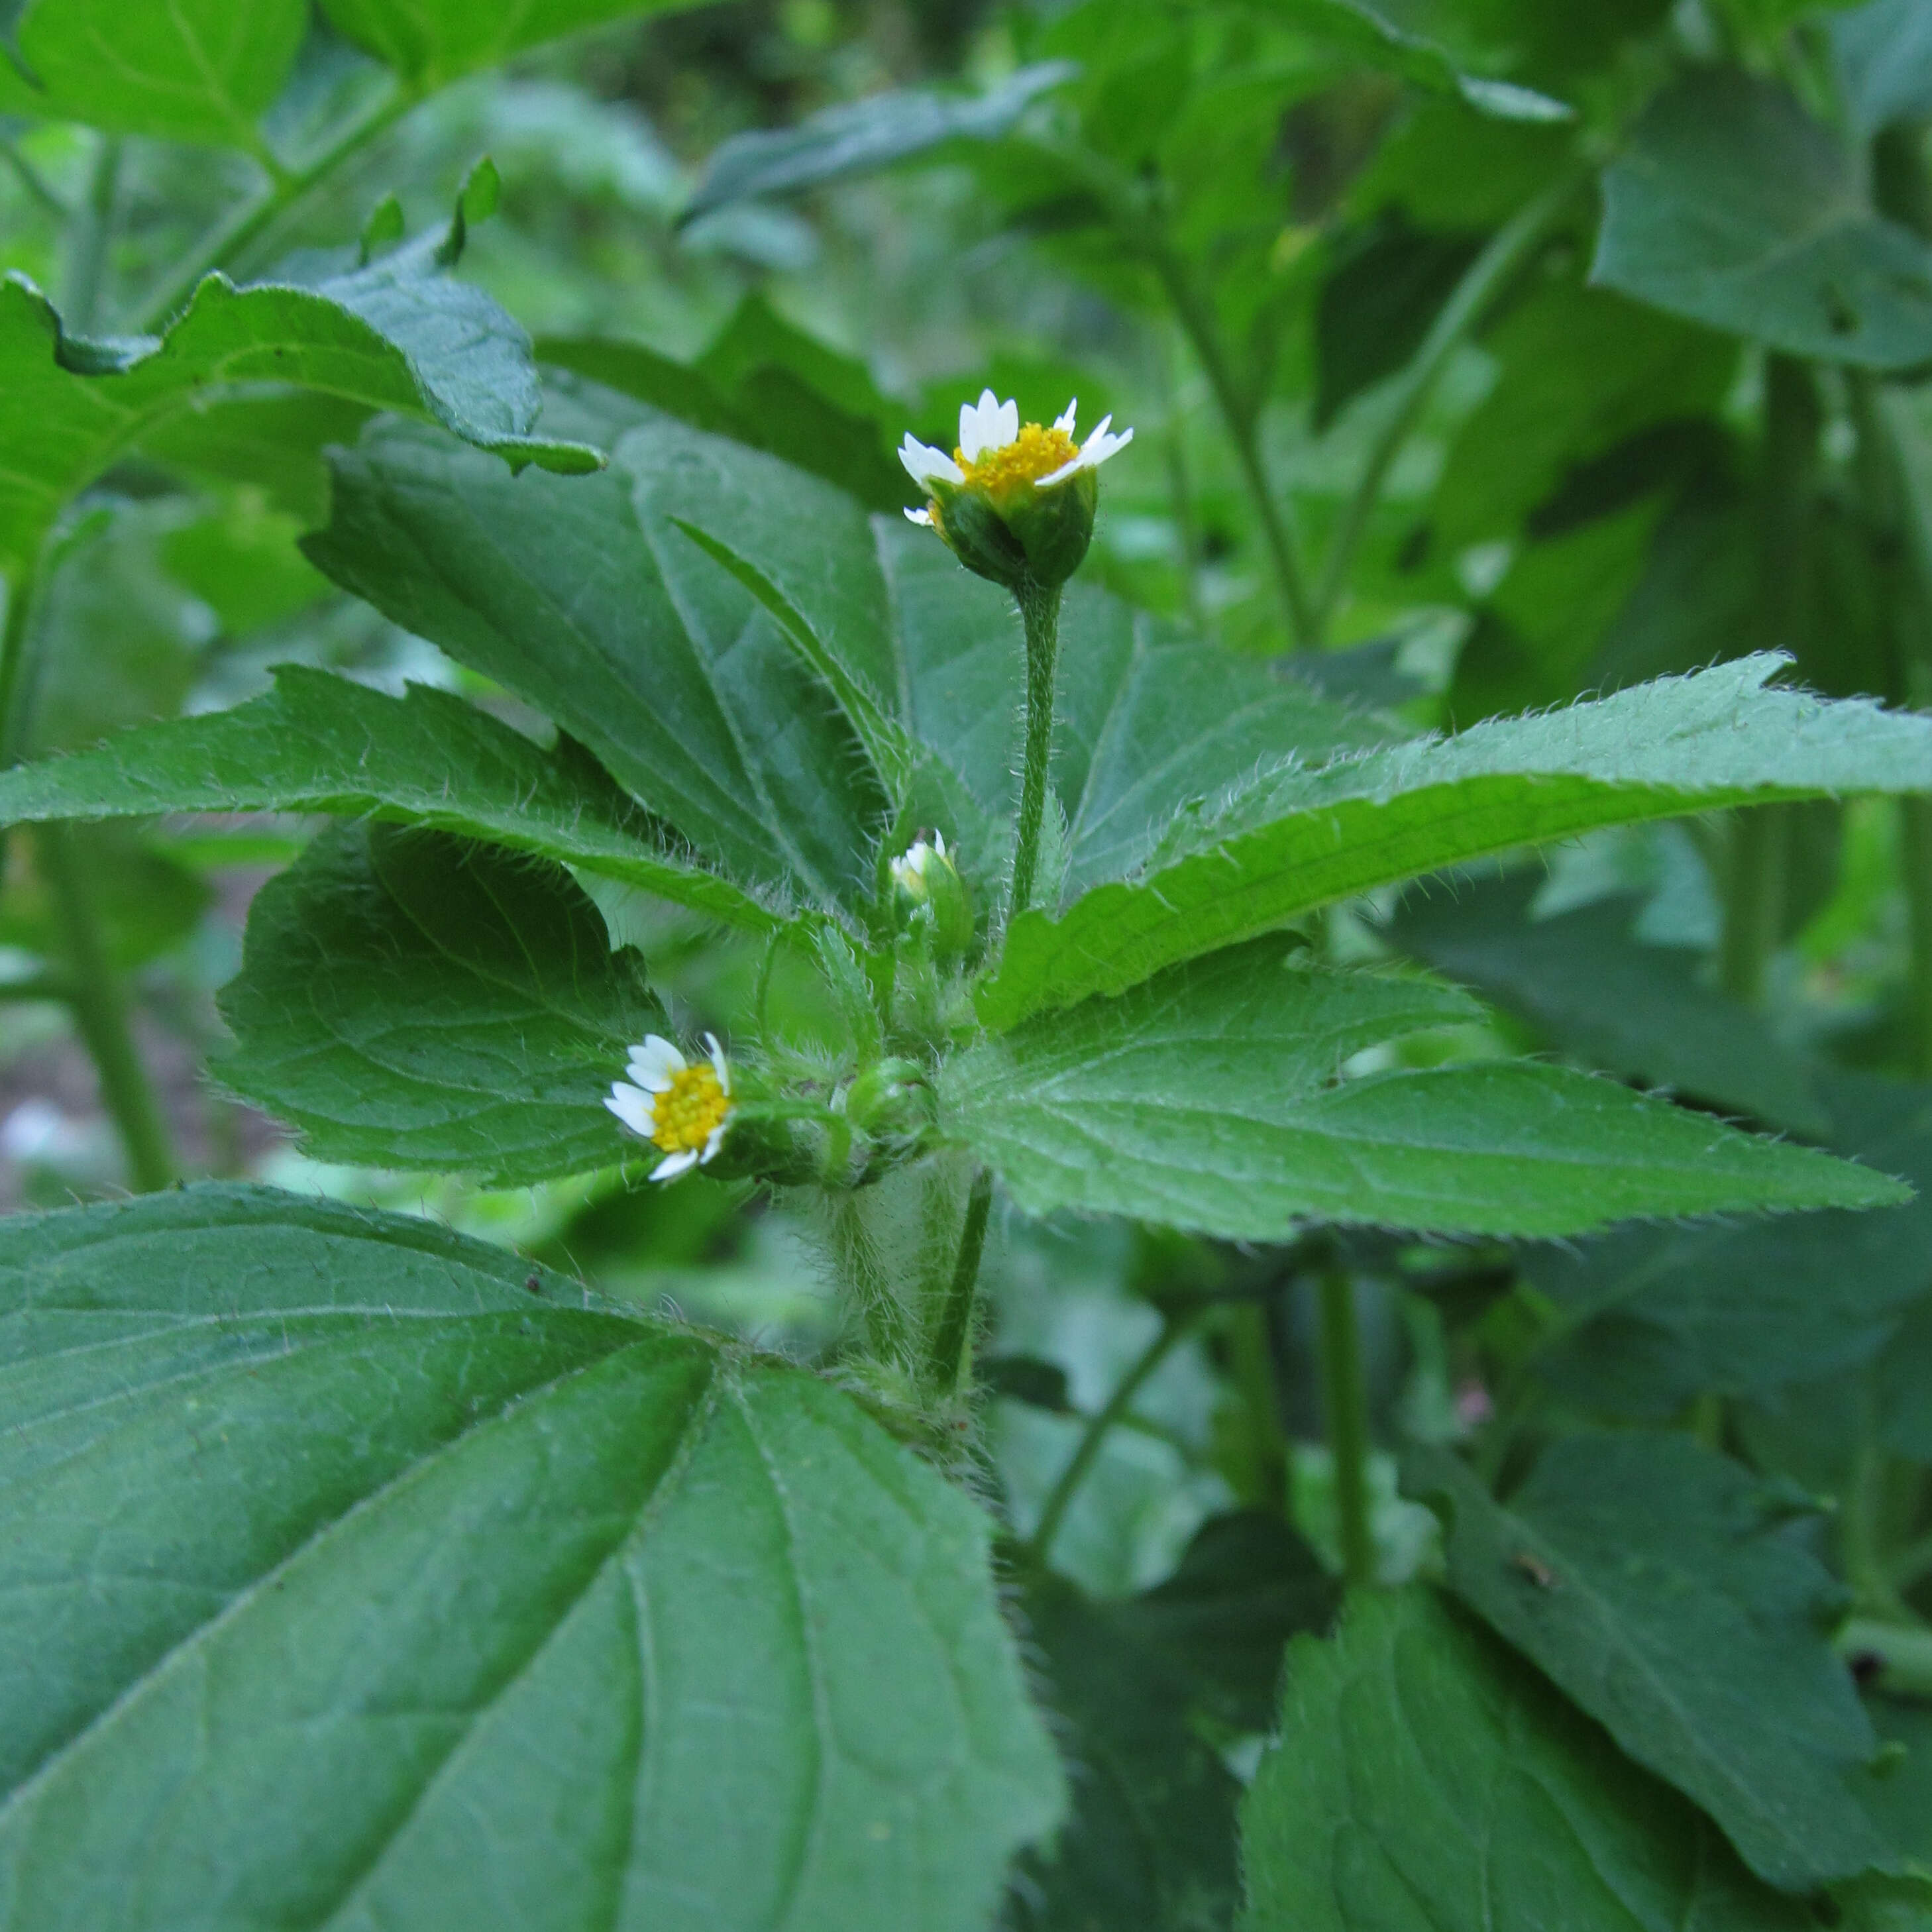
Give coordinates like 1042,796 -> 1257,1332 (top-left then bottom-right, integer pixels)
889,830 -> 947,896
606,1030 -> 735,1181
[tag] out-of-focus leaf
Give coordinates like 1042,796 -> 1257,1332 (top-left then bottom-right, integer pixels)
0,824 -> 208,971
318,0 -> 700,89
978,656 -> 1932,1027
1593,68 -> 1932,368
1411,1436 -> 1897,1891
218,824 -> 665,1184
1384,870 -> 1829,1132
160,498 -> 330,633
0,0 -> 304,148
0,1182 -> 1065,1932
137,391 -> 376,524
941,942 -> 1904,1240
1831,0 -> 1932,138
1880,1295 -> 1932,1460
682,64 -> 1075,224
0,239 -> 598,580
1239,1587 -> 1811,1932
1530,1071 -> 1932,1413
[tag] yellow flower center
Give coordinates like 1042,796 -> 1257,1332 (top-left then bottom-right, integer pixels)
955,422 -> 1079,493
651,1063 -> 731,1155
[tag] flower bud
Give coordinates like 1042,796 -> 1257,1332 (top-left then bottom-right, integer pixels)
842,1057 -> 936,1143
888,830 -> 973,959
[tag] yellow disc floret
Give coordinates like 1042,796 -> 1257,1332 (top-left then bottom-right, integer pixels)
955,421 -> 1079,495
651,1063 -> 731,1155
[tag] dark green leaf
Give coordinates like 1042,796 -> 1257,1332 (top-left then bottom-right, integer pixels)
1593,68 -> 1932,368
318,0 -> 698,89
0,242 -> 598,580
682,64 -> 1075,224
1530,1071 -> 1932,1413
0,0 -> 305,147
0,1182 -> 1064,1929
977,656 -> 1932,1028
218,823 -> 665,1184
1410,1435 -> 1896,1890
1831,0 -> 1932,138
1383,871 -> 1829,1133
0,824 -> 208,970
1239,1587 -> 1811,1932
941,943 -> 1902,1239
0,665 -> 777,930
304,403 -> 885,918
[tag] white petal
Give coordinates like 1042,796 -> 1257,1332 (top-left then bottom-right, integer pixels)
700,1123 -> 728,1162
958,389 -> 997,460
1054,399 -> 1078,435
933,830 -> 948,859
650,1149 -> 699,1183
705,1032 -> 731,1095
626,1034 -> 685,1091
898,435 -> 962,487
904,506 -> 934,526
605,1083 -> 656,1138
994,395 -> 1018,449
1035,423 -> 1134,489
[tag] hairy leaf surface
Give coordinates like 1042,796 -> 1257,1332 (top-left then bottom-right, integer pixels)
218,824 -> 663,1184
940,945 -> 1902,1238
1239,1588 -> 1812,1932
0,1184 -> 1063,1931
978,656 -> 1932,1026
1411,1437 -> 1898,1890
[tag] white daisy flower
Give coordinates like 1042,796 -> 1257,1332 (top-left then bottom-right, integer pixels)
898,390 -> 1134,503
606,1031 -> 734,1181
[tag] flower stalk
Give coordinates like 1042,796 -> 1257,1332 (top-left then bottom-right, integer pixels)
1010,577 -> 1063,920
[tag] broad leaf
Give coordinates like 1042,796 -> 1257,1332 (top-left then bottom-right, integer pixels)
0,1183 -> 1064,1930
682,64 -> 1075,223
1384,871 -> 1829,1134
0,666 -> 777,930
1239,1587 -> 1812,1932
0,240 -> 598,580
219,824 -> 665,1184
939,943 -> 1902,1240
306,404 -> 886,919
0,0 -> 305,148
1409,1436 -> 1898,1891
319,0 -> 697,89
1830,0 -> 1932,138
1528,1071 -> 1932,1413
1593,68 -> 1932,368
977,655 -> 1932,1027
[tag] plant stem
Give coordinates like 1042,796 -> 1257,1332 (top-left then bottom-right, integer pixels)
1308,169 -> 1580,643
0,561 -> 38,770
0,133 -> 68,218
1837,1617 -> 1932,1699
62,133 -> 122,331
824,1190 -> 914,1365
1317,1259 -> 1377,1589
1027,1311 -> 1195,1565
40,826 -> 176,1191
1719,804 -> 1784,1006
1008,577 -> 1063,920
926,1166 -> 993,1393
132,85 -> 413,332
1154,248 -> 1316,650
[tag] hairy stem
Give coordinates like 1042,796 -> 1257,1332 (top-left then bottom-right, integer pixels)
1008,577 -> 1063,920
824,1191 -> 914,1365
1154,249 -> 1316,650
41,826 -> 176,1191
1309,169 -> 1580,643
1318,1260 -> 1377,1589
926,1167 -> 993,1394
1027,1312 -> 1195,1566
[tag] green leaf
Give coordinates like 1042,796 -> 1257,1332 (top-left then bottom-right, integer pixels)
682,63 -> 1075,225
0,0 -> 305,148
0,1182 -> 1063,1929
0,665 -> 777,930
1384,871 -> 1829,1134
1529,1071 -> 1932,1413
317,0 -> 698,90
0,241 -> 599,581
977,655 -> 1932,1028
305,403 -> 886,919
0,824 -> 208,971
217,823 -> 667,1184
940,943 -> 1900,1240
1409,1435 -> 1898,1891
1592,67 -> 1932,368
1239,1587 -> 1813,1932
1830,0 -> 1932,139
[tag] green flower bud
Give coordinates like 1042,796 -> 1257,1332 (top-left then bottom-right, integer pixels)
842,1057 -> 936,1142
888,830 -> 973,959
